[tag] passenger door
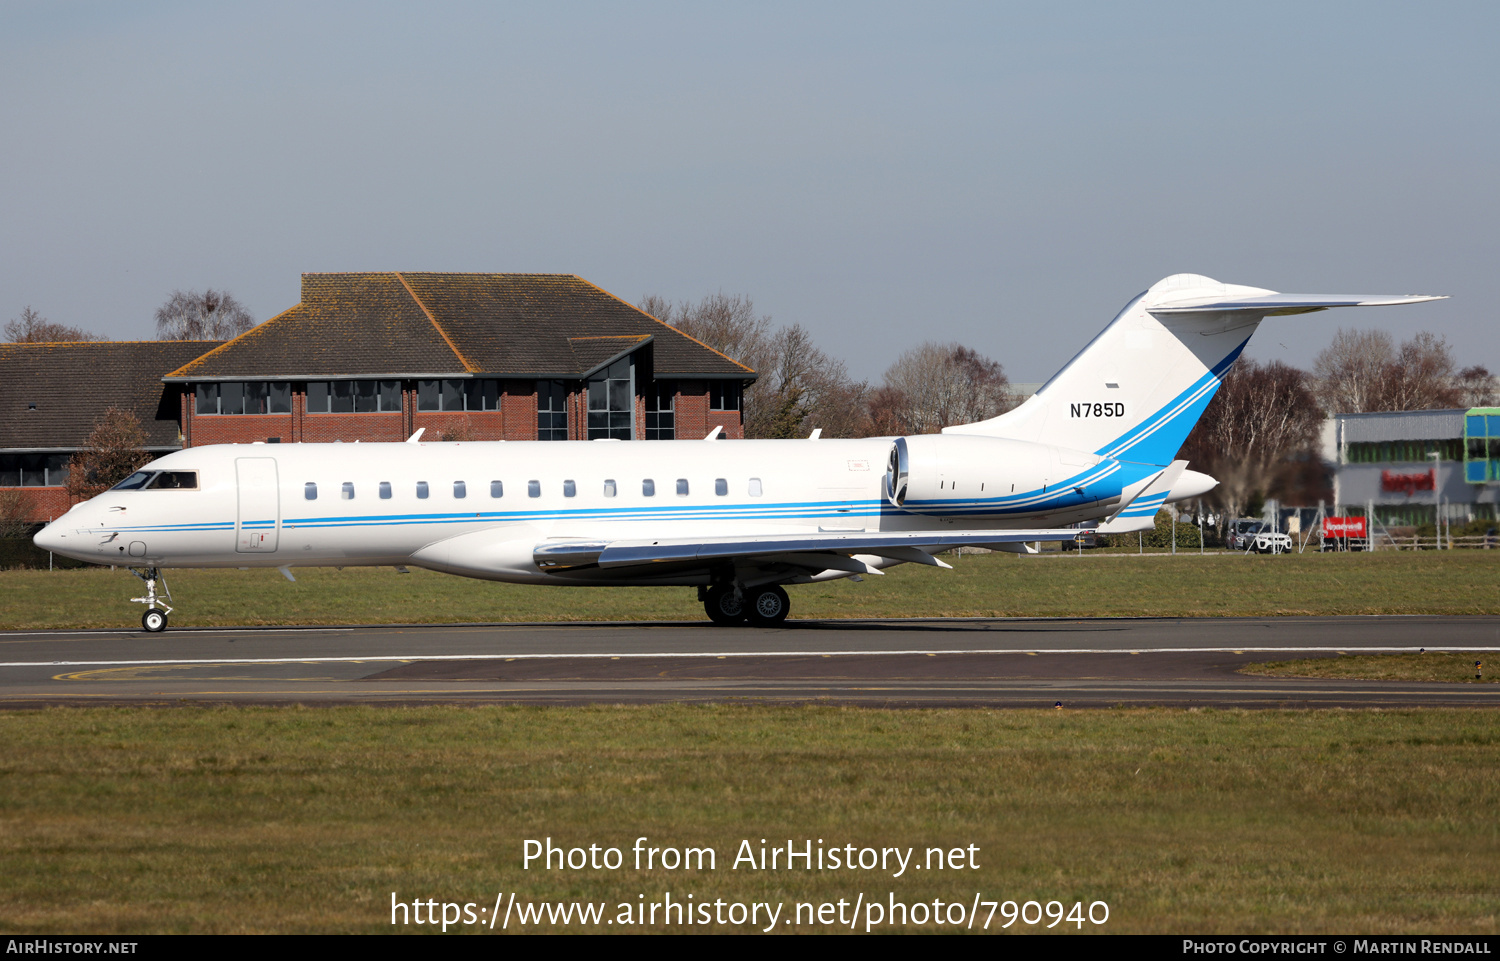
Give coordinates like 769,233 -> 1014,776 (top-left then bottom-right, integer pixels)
236,457 -> 280,552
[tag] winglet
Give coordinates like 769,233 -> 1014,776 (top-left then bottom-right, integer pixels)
704,426 -> 723,440
406,428 -> 425,444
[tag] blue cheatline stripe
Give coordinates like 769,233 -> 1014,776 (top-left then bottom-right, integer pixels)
1095,337 -> 1250,464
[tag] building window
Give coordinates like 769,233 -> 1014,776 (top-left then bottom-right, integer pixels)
645,382 -> 675,440
307,381 -> 401,413
0,454 -> 70,488
710,381 -> 741,411
417,379 -> 500,412
587,357 -> 633,440
196,382 -> 291,415
537,380 -> 569,441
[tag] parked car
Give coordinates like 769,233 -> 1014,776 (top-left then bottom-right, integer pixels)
1229,520 -> 1292,554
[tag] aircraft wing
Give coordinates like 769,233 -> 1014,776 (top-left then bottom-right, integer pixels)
533,527 -> 1087,574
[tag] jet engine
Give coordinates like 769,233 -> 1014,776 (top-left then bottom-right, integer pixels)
885,434 -> 1119,515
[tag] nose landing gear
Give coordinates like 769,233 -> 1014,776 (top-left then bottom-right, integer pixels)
129,567 -> 173,632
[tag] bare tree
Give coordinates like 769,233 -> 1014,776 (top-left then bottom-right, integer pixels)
66,408 -> 151,501
155,289 -> 255,340
1179,359 -> 1324,528
1313,327 -> 1463,413
1455,365 -> 1498,408
874,341 -> 1016,435
4,306 -> 107,343
640,291 -> 868,438
0,490 -> 34,538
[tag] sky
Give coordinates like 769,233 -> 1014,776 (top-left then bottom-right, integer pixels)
2,1 -> 1495,384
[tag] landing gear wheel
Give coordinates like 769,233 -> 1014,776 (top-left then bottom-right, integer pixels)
142,608 -> 168,633
747,586 -> 790,627
704,586 -> 746,626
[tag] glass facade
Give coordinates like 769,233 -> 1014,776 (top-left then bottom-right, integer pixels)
587,358 -> 633,440
1463,408 -> 1500,483
306,381 -> 401,413
0,454 -> 70,487
196,382 -> 292,415
417,379 -> 499,412
644,381 -> 675,439
537,380 -> 569,440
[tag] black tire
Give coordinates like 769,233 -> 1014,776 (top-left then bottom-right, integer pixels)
704,586 -> 746,626
142,608 -> 168,633
746,585 -> 790,627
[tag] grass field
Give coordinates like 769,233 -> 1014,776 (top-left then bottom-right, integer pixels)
1,705 -> 1496,934
1,550 -> 1498,630
1244,653 -> 1495,683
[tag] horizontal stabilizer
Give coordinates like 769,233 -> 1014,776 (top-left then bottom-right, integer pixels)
1149,293 -> 1446,316
1098,460 -> 1188,534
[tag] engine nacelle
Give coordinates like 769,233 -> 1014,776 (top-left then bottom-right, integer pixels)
885,434 -> 1117,515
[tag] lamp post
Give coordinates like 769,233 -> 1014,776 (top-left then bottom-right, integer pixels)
1427,450 -> 1443,550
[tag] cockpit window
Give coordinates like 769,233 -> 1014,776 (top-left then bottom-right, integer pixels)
144,471 -> 199,490
112,471 -> 155,491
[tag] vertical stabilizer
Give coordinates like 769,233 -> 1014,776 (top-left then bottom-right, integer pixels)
944,275 -> 1444,466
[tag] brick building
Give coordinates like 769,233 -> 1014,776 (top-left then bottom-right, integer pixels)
1,272 -> 755,523
0,341 -> 218,522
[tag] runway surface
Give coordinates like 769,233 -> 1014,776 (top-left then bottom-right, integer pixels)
3,615 -> 1498,708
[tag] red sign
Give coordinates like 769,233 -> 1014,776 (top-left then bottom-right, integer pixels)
1381,470 -> 1435,495
1323,516 -> 1367,538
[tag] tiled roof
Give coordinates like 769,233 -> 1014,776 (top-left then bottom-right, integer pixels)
0,341 -> 218,450
167,273 -> 754,381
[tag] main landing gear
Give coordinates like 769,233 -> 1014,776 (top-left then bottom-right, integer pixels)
701,584 -> 790,627
129,567 -> 173,632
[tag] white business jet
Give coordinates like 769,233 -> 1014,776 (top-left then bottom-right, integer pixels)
34,274 -> 1443,631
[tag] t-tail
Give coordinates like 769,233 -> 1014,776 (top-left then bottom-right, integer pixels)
945,273 -> 1445,466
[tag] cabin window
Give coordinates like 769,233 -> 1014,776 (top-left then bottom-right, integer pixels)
642,479 -> 655,497
528,480 -> 541,498
490,480 -> 503,498
453,481 -> 467,499
417,379 -> 500,412
379,482 -> 392,499
144,471 -> 198,490
676,478 -> 689,496
112,471 -> 155,491
563,479 -> 576,497
603,479 -> 617,497
537,380 -> 569,441
715,478 -> 728,496
748,478 -> 763,496
416,481 -> 429,499
304,482 -> 317,500
341,482 -> 355,500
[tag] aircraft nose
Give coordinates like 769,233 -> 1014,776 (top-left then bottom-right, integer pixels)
33,520 -> 68,554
